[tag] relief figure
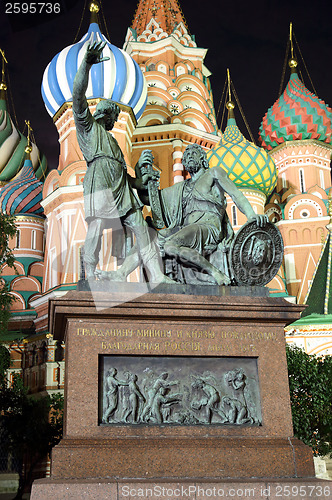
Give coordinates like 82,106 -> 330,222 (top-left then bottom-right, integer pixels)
191,376 -> 226,424
102,367 -> 128,423
122,372 -> 145,423
149,386 -> 182,424
141,372 -> 178,423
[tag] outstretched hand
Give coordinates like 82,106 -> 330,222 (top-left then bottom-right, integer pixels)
86,41 -> 110,65
249,214 -> 269,227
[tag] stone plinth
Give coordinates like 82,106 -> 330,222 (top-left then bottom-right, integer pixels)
31,287 -> 320,498
31,478 -> 332,500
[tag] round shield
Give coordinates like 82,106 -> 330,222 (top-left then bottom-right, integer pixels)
229,221 -> 284,286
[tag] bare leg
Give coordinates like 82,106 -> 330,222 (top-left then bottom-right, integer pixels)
84,218 -> 106,278
103,394 -> 118,422
124,210 -> 174,283
97,210 -> 174,283
164,242 -> 231,285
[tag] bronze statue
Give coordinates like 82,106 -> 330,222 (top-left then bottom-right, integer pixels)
157,144 -> 268,284
104,144 -> 269,285
73,41 -> 173,283
73,42 -> 279,287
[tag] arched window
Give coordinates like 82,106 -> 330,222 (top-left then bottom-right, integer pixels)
31,230 -> 36,250
40,342 -> 48,364
16,230 -> 20,248
299,169 -> 306,193
232,205 -> 237,226
282,173 -> 287,189
158,64 -> 167,74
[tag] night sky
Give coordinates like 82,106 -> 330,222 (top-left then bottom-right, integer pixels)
1,0 -> 332,171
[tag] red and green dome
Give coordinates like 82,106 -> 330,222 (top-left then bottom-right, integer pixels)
259,72 -> 332,151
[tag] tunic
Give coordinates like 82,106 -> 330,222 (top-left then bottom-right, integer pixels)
73,107 -> 142,221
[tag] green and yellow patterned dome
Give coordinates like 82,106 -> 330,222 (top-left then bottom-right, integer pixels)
207,113 -> 277,197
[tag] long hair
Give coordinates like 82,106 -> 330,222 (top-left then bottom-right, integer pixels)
183,144 -> 209,171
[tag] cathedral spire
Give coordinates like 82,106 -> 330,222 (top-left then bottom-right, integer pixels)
226,69 -> 235,121
288,22 -> 298,74
131,0 -> 189,37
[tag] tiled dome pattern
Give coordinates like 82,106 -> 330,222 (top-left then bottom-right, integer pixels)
0,158 -> 44,215
259,72 -> 332,150
207,118 -> 277,197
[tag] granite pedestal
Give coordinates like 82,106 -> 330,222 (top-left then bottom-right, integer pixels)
31,286 -> 327,499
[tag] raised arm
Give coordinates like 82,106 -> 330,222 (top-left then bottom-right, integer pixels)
72,41 -> 109,114
211,166 -> 268,227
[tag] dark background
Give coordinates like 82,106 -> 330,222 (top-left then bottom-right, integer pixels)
1,0 -> 332,171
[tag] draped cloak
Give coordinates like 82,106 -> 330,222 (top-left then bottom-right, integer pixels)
159,175 -> 234,254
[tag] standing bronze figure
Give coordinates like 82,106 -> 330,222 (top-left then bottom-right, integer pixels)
73,41 -> 172,283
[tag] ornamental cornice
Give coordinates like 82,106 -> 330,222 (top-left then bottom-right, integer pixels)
41,185 -> 83,210
54,99 -> 137,127
14,215 -> 45,224
133,123 -> 219,147
276,215 -> 329,226
269,139 -> 332,155
124,38 -> 207,61
285,328 -> 332,336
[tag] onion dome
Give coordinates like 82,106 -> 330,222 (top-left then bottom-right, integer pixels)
0,156 -> 43,215
259,71 -> 332,151
207,106 -> 277,197
41,17 -> 147,120
0,88 -> 47,183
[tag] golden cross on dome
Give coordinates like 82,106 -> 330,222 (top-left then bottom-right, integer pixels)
25,120 -> 33,154
226,68 -> 235,113
0,48 -> 8,86
89,1 -> 100,13
289,22 -> 297,69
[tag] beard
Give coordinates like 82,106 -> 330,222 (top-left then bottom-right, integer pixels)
183,159 -> 201,174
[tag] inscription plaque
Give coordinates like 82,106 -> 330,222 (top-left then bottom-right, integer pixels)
99,356 -> 262,426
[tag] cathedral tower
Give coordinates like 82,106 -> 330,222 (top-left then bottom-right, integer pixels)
259,40 -> 332,303
124,0 -> 219,186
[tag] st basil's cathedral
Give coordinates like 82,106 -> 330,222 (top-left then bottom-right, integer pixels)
1,0 -> 332,403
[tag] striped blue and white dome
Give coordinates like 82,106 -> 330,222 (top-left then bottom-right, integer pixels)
41,22 -> 147,120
